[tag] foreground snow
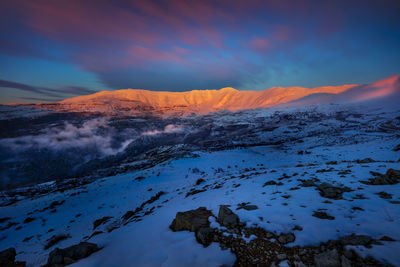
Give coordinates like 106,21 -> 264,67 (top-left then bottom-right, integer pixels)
0,104 -> 399,266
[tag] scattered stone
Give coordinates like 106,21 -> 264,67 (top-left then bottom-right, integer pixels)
356,158 -> 375,164
185,189 -> 206,197
242,205 -> 258,211
312,211 -> 335,220
276,253 -> 286,260
135,176 -> 145,181
170,207 -> 213,232
376,191 -> 392,199
217,205 -> 240,228
278,233 -> 295,244
263,180 -> 277,186
339,234 -> 380,248
44,234 -> 71,250
314,249 -> 340,267
0,217 -> 11,224
46,242 -> 100,267
195,178 -> 205,185
317,182 -> 351,199
363,169 -> 400,185
292,225 -> 303,231
380,235 -> 396,242
23,217 -> 35,224
195,227 -> 214,247
93,216 -> 112,230
299,179 -> 316,187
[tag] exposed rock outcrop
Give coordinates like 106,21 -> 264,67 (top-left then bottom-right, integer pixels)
46,242 -> 100,267
0,248 -> 25,267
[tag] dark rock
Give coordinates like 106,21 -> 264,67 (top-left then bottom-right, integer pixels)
23,217 -> 35,224
263,180 -> 277,186
339,234 -> 380,248
376,191 -> 392,199
278,233 -> 295,244
170,207 -> 213,232
356,158 -> 375,164
317,182 -> 351,199
363,169 -> 400,185
47,242 -> 100,266
0,217 -> 11,223
380,235 -> 396,242
242,205 -> 258,211
44,234 -> 71,250
93,216 -> 112,230
314,249 -> 340,267
312,211 -> 335,220
0,248 -> 25,267
299,179 -> 316,187
217,205 -> 239,228
195,227 -> 214,247
195,178 -> 205,185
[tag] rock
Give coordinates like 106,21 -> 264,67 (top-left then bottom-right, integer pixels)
299,179 -> 315,187
242,205 -> 258,211
278,233 -> 295,244
364,169 -> 400,185
217,205 -> 240,228
317,182 -> 351,199
195,178 -> 205,185
376,191 -> 392,199
341,255 -> 352,267
23,217 -> 35,224
277,253 -> 286,260
44,234 -> 71,250
314,249 -> 340,267
93,216 -> 112,230
47,242 -> 100,267
312,211 -> 335,220
195,227 -> 214,247
293,261 -> 307,267
263,180 -> 277,186
0,248 -> 26,267
380,235 -> 396,241
170,207 -> 213,232
356,158 -> 375,164
339,234 -> 380,248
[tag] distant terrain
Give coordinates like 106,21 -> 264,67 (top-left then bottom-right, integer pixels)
0,75 -> 399,267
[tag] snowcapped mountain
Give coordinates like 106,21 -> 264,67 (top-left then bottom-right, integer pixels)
30,84 -> 356,116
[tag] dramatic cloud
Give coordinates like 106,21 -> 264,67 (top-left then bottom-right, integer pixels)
0,79 -> 97,101
0,0 -> 399,101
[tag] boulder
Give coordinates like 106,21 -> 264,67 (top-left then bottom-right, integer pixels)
0,248 -> 25,267
317,182 -> 351,199
364,169 -> 400,185
195,227 -> 214,247
170,207 -> 213,232
47,242 -> 100,266
278,233 -> 296,244
314,249 -> 340,267
217,205 -> 239,228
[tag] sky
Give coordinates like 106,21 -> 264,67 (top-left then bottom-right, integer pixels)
0,0 -> 399,103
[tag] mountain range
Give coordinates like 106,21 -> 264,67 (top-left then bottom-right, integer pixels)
16,74 -> 400,116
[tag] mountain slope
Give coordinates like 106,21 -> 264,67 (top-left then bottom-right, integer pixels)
48,84 -> 356,115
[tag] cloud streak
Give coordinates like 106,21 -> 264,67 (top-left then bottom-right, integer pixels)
0,79 -> 97,102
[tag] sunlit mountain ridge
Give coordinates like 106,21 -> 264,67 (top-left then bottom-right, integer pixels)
15,75 -> 399,116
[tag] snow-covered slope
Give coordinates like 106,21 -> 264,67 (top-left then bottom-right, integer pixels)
1,105 -> 399,266
29,84 -> 355,116
284,75 -> 400,110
